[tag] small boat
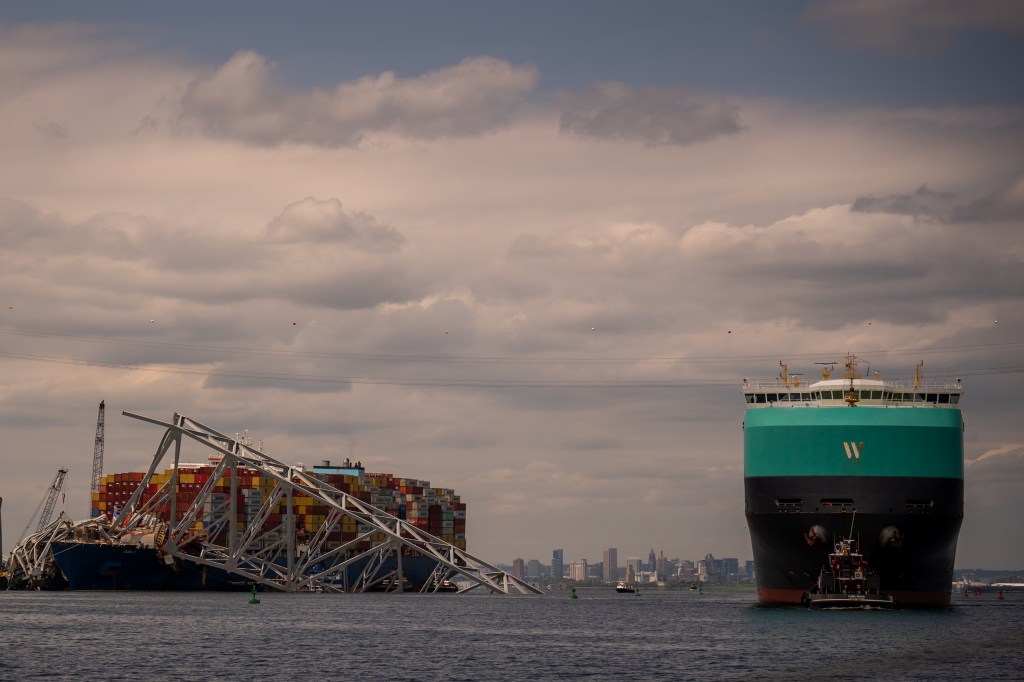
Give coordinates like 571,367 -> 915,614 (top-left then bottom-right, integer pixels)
802,535 -> 894,609
615,581 -> 636,593
689,581 -> 699,591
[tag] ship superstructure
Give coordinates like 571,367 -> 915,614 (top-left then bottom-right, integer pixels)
743,354 -> 964,606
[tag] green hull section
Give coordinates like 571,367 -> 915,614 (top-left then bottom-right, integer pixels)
744,407 -> 963,479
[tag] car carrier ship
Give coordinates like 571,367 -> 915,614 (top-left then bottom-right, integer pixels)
743,354 -> 964,607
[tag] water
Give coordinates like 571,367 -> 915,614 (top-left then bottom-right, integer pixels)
2,587 -> 1022,680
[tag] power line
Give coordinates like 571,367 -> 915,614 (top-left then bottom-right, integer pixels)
1,326 -> 1021,366
0,347 -> 1021,389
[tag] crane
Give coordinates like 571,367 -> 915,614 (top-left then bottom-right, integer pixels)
18,468 -> 69,541
90,400 -> 105,516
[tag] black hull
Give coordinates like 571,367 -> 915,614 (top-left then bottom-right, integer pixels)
51,542 -> 255,591
51,541 -> 446,591
745,476 -> 963,607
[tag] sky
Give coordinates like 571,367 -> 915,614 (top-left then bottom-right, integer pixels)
1,0 -> 1023,570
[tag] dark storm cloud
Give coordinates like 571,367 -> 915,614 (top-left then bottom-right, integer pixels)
851,185 -> 957,219
951,173 -> 1024,223
558,83 -> 743,146
265,197 -> 405,252
34,120 -> 69,139
803,0 -> 1024,55
178,51 -> 538,147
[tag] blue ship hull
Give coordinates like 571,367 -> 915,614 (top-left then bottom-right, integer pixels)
51,541 -> 446,591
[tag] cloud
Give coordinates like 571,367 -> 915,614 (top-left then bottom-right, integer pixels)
558,82 -> 743,146
1,19 -> 1023,566
967,444 -> 1024,471
803,0 -> 1024,55
852,173 -> 1024,230
951,172 -> 1024,223
265,197 -> 405,252
178,51 -> 539,147
852,184 -> 958,219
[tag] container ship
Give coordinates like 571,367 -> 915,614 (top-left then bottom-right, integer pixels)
743,354 -> 964,607
50,458 -> 467,591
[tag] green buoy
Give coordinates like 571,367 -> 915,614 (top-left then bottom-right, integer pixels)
571,587 -> 578,599
248,587 -> 260,604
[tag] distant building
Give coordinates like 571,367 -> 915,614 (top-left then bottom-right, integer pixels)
527,559 -> 543,579
745,560 -> 756,580
512,558 -> 525,578
626,557 -> 644,579
603,548 -> 618,582
569,560 -> 588,581
648,548 -> 656,572
552,548 -> 564,580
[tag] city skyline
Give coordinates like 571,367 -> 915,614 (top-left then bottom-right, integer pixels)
1,2 -> 1023,568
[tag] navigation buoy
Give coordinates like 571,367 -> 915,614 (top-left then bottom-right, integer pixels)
571,587 -> 578,599
248,587 -> 260,604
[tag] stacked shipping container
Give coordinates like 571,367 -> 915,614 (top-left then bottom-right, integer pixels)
91,460 -> 467,552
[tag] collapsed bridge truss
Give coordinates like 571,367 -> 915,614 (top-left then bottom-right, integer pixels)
100,411 -> 540,595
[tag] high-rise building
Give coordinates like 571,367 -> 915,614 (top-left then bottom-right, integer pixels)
569,559 -> 588,581
648,548 -> 656,572
552,548 -> 564,580
512,558 -> 525,578
603,547 -> 618,582
527,559 -> 543,579
655,551 -> 667,580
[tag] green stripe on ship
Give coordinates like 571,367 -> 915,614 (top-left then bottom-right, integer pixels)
744,408 -> 963,479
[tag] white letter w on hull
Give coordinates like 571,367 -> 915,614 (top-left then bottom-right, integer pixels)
843,442 -> 862,459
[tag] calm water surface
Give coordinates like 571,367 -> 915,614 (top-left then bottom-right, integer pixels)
2,587 -> 1022,680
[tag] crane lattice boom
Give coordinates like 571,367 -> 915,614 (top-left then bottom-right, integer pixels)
36,468 -> 68,533
91,401 -> 105,501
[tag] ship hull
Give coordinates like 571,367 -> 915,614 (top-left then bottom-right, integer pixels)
743,405 -> 964,608
51,542 -> 254,591
50,541 -> 446,591
745,476 -> 963,606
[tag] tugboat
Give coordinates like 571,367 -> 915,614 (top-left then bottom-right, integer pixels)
615,581 -> 636,594
802,532 -> 894,609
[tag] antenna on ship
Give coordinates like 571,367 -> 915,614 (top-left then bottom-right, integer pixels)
814,362 -> 836,380
842,353 -> 864,380
914,361 -> 924,389
778,361 -> 790,388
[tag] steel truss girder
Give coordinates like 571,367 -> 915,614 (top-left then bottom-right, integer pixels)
6,513 -> 109,590
110,411 -> 541,595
